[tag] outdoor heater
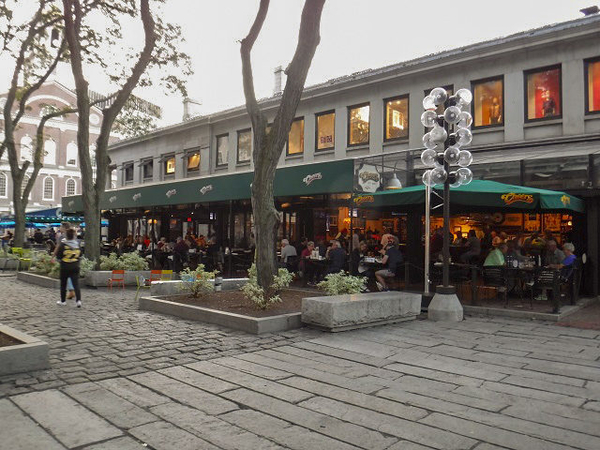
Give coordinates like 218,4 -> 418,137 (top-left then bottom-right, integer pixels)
421,87 -> 474,320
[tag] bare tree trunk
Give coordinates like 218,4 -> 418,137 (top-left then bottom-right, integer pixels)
12,179 -> 26,247
241,0 -> 325,289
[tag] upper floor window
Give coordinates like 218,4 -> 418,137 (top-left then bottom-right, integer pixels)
585,57 -> 600,114
43,176 -> 54,200
164,155 -> 175,177
90,144 -> 97,168
316,110 -> 335,151
66,178 -> 76,196
0,172 -> 7,197
216,134 -> 229,167
21,174 -> 30,198
237,129 -> 252,164
141,159 -> 153,181
124,162 -> 134,184
348,103 -> 369,146
43,139 -> 56,165
525,65 -> 561,121
20,135 -> 33,161
187,151 -> 200,173
384,96 -> 409,141
472,76 -> 504,127
66,142 -> 78,166
425,85 -> 453,118
287,118 -> 304,156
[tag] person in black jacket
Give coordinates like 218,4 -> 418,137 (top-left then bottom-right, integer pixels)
56,228 -> 82,307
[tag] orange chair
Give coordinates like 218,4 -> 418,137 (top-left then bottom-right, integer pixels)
149,269 -> 162,284
108,270 -> 125,290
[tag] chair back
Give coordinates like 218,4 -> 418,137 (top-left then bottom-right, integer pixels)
482,267 -> 505,287
149,269 -> 162,283
111,269 -> 125,280
11,247 -> 23,257
161,269 -> 173,280
537,269 -> 556,286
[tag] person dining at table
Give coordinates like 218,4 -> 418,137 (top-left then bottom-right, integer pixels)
350,240 -> 373,279
543,240 -> 565,267
300,241 -> 319,285
326,240 -> 346,274
375,236 -> 403,291
460,229 -> 481,264
484,242 -> 507,266
279,238 -> 297,269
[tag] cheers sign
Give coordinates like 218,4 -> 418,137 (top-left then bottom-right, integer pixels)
353,195 -> 374,206
303,172 -> 322,186
501,193 -> 534,205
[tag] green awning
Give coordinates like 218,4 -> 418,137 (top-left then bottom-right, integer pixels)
62,159 -> 354,213
353,180 -> 584,213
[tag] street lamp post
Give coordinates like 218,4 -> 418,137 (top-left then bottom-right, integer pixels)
421,87 -> 474,320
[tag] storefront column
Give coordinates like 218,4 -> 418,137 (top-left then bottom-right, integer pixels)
586,198 -> 599,297
406,209 -> 423,285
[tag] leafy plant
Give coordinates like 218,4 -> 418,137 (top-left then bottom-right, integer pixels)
0,248 -> 18,259
317,271 -> 367,296
99,252 -> 149,271
179,265 -> 217,298
29,251 -> 93,279
241,264 -> 293,310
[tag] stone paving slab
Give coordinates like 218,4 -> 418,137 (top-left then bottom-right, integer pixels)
2,275 -> 600,449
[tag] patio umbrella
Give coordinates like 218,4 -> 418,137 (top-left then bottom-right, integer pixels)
353,180 -> 584,213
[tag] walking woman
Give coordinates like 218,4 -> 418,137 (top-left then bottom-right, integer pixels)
56,228 -> 82,307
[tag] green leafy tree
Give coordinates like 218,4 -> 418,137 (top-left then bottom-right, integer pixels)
241,0 -> 325,292
60,0 -> 191,265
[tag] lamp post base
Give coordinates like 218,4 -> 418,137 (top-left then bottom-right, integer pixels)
428,285 -> 463,322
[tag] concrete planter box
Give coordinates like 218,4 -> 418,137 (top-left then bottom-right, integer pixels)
0,324 -> 50,376
302,291 -> 422,332
150,278 -> 248,296
85,270 -> 151,287
17,271 -> 61,289
0,257 -> 19,271
139,295 -> 301,334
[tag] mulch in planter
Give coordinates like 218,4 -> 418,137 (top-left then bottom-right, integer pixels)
0,332 -> 22,348
162,288 -> 321,318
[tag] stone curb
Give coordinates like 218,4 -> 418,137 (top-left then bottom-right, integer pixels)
17,271 -> 61,289
0,324 -> 50,376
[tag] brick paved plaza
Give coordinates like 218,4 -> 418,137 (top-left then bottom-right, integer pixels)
1,275 -> 600,449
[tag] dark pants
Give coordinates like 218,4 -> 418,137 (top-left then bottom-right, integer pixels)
60,265 -> 80,303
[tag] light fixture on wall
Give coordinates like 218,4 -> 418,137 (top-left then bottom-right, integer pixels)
385,172 -> 403,190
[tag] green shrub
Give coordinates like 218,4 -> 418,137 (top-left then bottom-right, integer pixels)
29,251 -> 92,279
179,265 -> 217,298
317,271 -> 367,295
99,252 -> 149,271
241,263 -> 293,310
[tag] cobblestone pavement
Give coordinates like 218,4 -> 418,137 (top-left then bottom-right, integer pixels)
0,275 -> 321,397
2,275 -> 600,449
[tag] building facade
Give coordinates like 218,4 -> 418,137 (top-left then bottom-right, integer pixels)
0,80 -> 115,215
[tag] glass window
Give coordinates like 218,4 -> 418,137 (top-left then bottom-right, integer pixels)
66,142 -> 77,166
525,66 -> 561,120
0,173 -> 6,197
348,103 -> 369,146
187,151 -> 200,172
142,159 -> 153,180
66,178 -> 76,196
43,139 -> 56,165
43,176 -> 54,200
425,86 -> 453,117
164,156 -> 175,175
287,118 -> 304,155
316,111 -> 335,151
586,58 -> 600,114
472,77 -> 504,127
384,96 -> 409,141
216,134 -> 229,166
124,162 -> 134,183
237,129 -> 252,163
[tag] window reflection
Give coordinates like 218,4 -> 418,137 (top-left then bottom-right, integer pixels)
237,129 -> 252,163
216,134 -> 229,166
287,118 -> 304,155
526,67 -> 561,120
187,152 -> 200,172
164,156 -> 175,175
348,104 -> 369,146
472,78 -> 503,127
385,96 -> 408,140
316,111 -> 335,151
586,59 -> 600,113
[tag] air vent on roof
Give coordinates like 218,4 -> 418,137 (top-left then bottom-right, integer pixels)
580,5 -> 599,15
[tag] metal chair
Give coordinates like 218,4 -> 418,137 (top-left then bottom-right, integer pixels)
135,270 -> 162,299
482,267 -> 508,306
107,269 -> 125,290
161,269 -> 173,281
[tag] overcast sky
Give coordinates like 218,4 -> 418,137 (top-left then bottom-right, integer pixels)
6,0 -> 595,125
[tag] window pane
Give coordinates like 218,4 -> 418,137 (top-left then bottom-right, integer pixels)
348,105 -> 369,145
587,60 -> 600,113
187,152 -> 200,171
385,97 -> 408,140
66,142 -> 77,166
526,68 -> 561,120
316,112 -> 335,150
473,79 -> 503,126
142,160 -> 153,179
43,177 -> 53,199
44,139 -> 56,165
217,135 -> 229,166
124,164 -> 134,181
0,173 -> 6,197
288,119 -> 304,155
66,179 -> 76,196
165,157 -> 175,174
237,130 -> 251,163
